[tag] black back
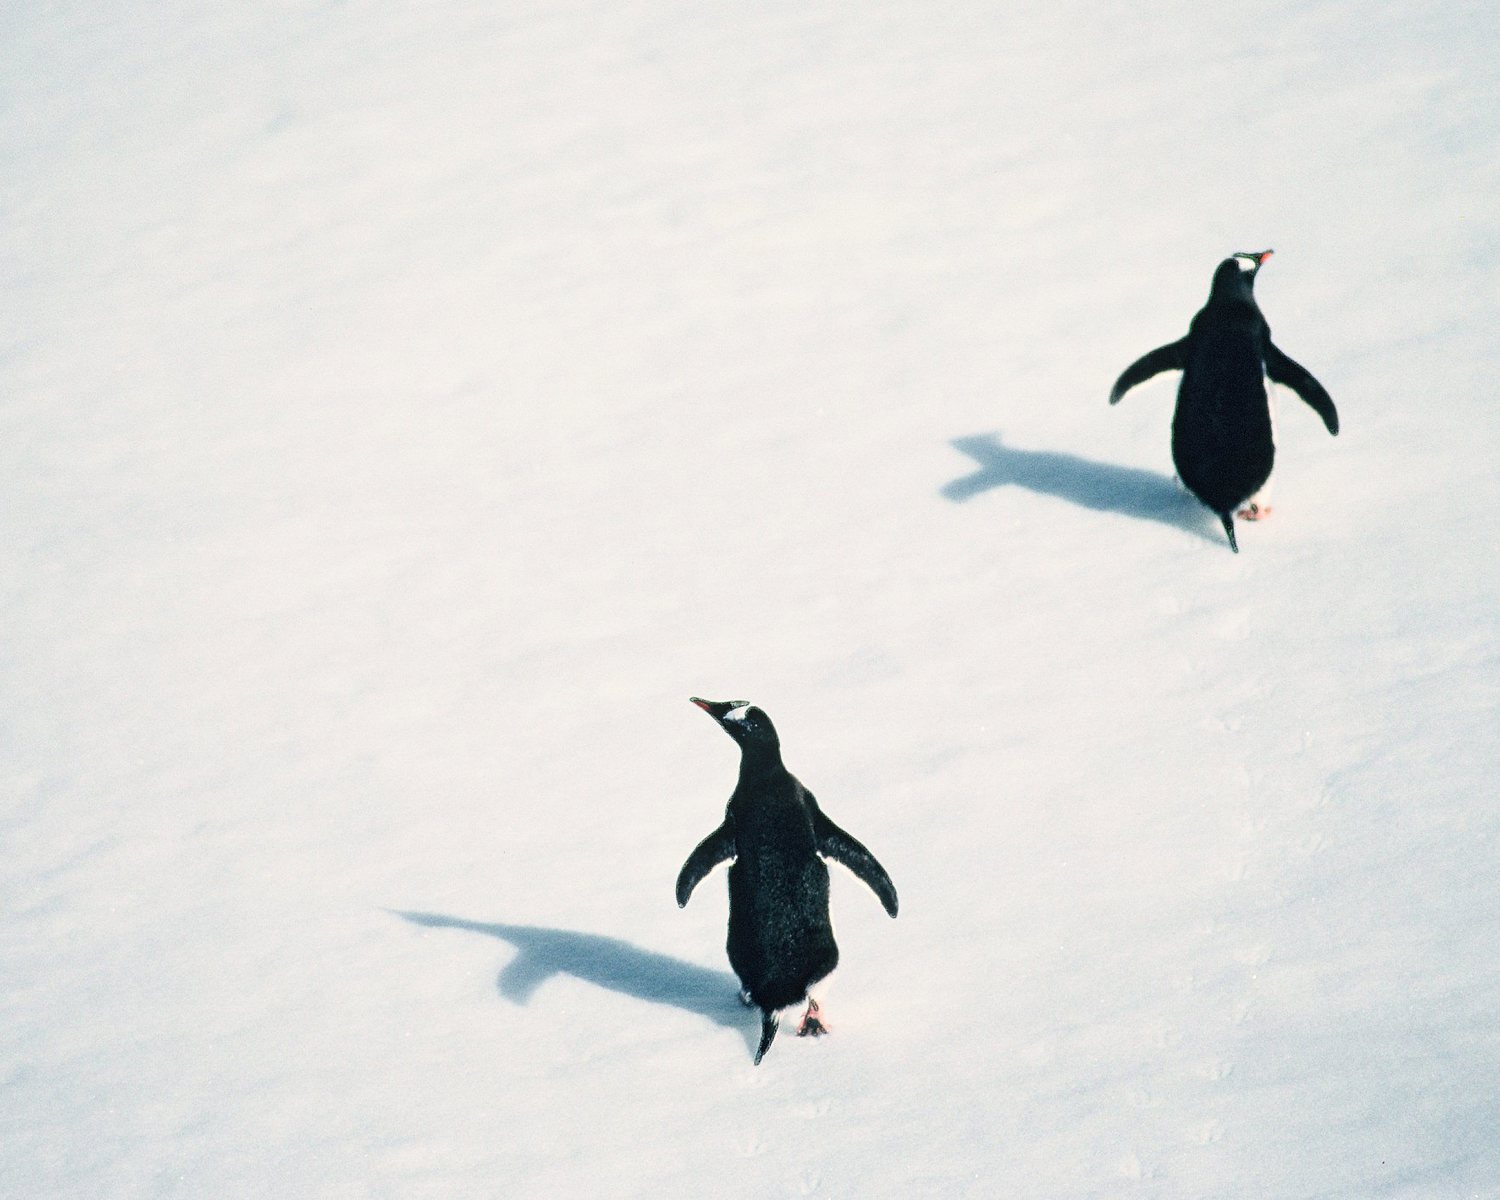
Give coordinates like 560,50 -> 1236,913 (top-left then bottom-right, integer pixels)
722,767 -> 839,1012
1172,259 -> 1276,514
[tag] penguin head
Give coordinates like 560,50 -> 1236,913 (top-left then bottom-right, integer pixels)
1232,249 -> 1273,275
690,697 -> 780,750
1211,249 -> 1272,299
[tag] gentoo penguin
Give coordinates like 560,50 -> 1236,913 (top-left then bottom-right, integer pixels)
1109,250 -> 1339,551
676,697 -> 899,1065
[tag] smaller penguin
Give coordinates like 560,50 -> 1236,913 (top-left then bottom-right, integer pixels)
676,697 -> 898,1064
1109,250 -> 1339,551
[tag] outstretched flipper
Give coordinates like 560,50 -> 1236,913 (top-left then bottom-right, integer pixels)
1109,339 -> 1186,405
675,822 -> 735,908
810,805 -> 899,917
754,1009 -> 779,1065
1265,342 -> 1338,434
1220,513 -> 1239,553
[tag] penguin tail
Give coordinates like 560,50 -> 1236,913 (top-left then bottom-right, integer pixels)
1220,514 -> 1239,553
754,1010 -> 780,1065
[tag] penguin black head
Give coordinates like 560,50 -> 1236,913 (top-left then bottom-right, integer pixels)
1211,249 -> 1272,300
1233,248 -> 1273,276
690,697 -> 780,749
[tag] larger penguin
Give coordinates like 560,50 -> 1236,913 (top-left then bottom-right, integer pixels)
676,697 -> 899,1065
1109,250 -> 1339,551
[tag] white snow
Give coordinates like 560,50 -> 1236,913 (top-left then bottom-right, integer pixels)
4,2 -> 1498,1197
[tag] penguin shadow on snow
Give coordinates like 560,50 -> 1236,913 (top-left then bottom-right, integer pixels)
942,432 -> 1223,545
392,911 -> 760,1055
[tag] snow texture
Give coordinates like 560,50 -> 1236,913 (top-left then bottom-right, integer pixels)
3,2 -> 1498,1197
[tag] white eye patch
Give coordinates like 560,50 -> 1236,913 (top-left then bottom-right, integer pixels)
722,704 -> 754,725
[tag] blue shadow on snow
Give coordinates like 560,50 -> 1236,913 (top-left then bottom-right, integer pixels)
942,432 -> 1221,544
392,911 -> 758,1053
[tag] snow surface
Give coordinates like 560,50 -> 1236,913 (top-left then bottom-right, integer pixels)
4,2 -> 1498,1197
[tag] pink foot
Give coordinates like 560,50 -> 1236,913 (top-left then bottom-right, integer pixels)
797,999 -> 830,1037
1237,501 -> 1273,521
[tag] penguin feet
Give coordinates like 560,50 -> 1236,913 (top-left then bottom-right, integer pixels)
796,999 -> 830,1038
1236,501 -> 1273,521
738,988 -> 755,1008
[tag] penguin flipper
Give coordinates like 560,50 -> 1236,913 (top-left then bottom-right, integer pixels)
812,808 -> 899,917
1265,343 -> 1338,435
754,1010 -> 779,1065
1109,340 -> 1186,405
675,821 -> 735,907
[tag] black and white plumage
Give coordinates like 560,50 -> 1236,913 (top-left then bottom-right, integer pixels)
676,697 -> 898,1065
1109,250 -> 1339,551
